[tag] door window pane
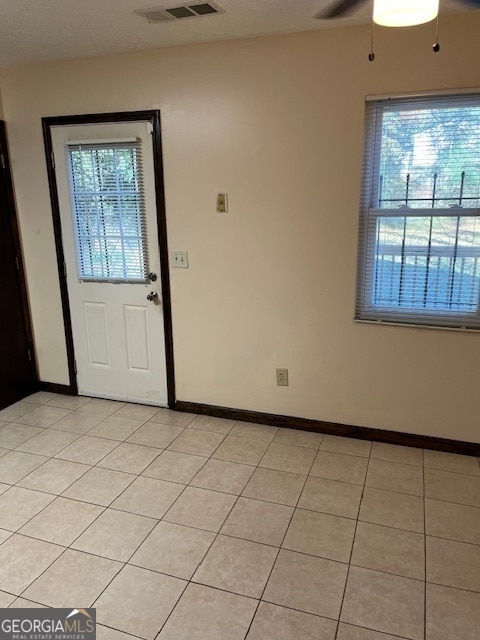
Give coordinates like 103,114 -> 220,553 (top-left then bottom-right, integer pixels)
67,140 -> 148,282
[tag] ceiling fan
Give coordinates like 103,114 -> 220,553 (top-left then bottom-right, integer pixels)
316,0 -> 480,60
315,0 -> 480,25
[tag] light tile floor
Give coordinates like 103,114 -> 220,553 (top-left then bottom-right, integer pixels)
0,392 -> 479,640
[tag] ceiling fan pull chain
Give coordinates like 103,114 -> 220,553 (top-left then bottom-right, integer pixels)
368,18 -> 376,61
433,13 -> 441,52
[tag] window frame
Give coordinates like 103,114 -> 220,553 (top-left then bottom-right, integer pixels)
355,92 -> 480,330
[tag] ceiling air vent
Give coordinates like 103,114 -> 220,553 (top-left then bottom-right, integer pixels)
136,2 -> 224,23
189,3 -> 219,14
166,6 -> 196,18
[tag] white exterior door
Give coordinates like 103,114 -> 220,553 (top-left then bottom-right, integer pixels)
52,122 -> 168,406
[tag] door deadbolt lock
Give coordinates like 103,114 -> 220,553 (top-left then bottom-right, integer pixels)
147,291 -> 159,302
148,272 -> 158,282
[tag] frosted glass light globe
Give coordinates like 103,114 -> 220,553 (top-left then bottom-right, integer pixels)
373,0 -> 439,27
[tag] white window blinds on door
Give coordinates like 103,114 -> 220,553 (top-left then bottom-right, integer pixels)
66,139 -> 149,282
356,93 -> 480,329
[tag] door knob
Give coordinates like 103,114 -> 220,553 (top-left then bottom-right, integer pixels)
147,291 -> 159,302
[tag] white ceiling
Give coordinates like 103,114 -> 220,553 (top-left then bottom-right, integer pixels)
0,0 -> 472,69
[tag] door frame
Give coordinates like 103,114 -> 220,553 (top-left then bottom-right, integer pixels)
42,111 -> 176,407
0,120 -> 38,404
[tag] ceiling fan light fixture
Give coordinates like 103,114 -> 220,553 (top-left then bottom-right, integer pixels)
373,0 -> 439,27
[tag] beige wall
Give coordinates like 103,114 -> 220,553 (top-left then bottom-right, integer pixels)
2,14 -> 480,442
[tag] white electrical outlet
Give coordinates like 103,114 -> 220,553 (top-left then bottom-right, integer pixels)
171,250 -> 189,268
276,368 -> 289,386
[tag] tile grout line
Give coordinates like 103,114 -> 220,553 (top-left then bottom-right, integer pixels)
240,436 -> 324,640
3,459 -> 478,546
5,431 -> 480,496
360,485 -> 479,510
95,621 -> 145,640
52,403 -> 188,468
2,396 -> 480,635
89,558 -> 129,612
2,447 -> 69,487
11,401 -> 80,433
11,517 -> 480,598
149,427 -> 233,545
339,622 -> 412,639
4,401 -> 138,478
8,439 -> 143,605
16,542 -> 73,603
9,454 -> 102,528
0,398 -> 150,501
160,427 -> 302,630
423,450 -> 427,640
333,440 -> 372,640
17,429 -> 85,457
152,584 -> 259,640
0,394 -> 62,421
5,431 -> 248,543
86,440 -> 223,616
21,546 -> 124,608
19,430 -> 115,486
2,475 -> 479,538
5,455 -> 480,596
152,419 -> 261,639
5,413 -> 480,476
62,404 -> 179,620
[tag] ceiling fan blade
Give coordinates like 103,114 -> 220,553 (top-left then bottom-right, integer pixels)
313,0 -> 369,19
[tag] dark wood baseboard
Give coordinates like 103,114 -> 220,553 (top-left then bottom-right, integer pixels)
36,381 -> 75,396
175,401 -> 480,457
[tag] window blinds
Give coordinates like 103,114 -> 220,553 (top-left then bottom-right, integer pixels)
356,93 -> 480,329
67,139 -> 149,282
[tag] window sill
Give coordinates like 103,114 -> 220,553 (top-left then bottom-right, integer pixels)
354,318 -> 480,333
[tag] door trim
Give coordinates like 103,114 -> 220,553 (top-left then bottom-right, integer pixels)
0,120 -> 38,404
42,111 -> 176,407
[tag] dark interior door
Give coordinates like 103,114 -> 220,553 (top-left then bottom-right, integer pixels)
0,121 -> 35,408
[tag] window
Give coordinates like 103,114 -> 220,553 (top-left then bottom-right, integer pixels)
356,93 -> 480,329
67,139 -> 148,282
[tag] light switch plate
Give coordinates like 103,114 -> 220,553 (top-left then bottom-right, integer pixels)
217,193 -> 228,213
276,368 -> 289,387
172,250 -> 189,268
